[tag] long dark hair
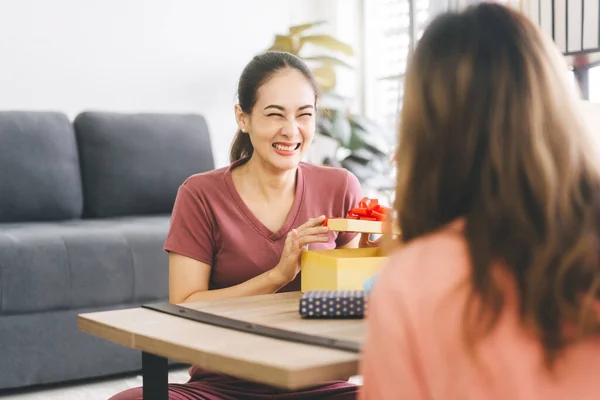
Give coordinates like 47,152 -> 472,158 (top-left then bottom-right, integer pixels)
230,51 -> 319,163
395,3 -> 600,366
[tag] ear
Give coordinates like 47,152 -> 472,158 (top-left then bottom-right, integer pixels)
234,104 -> 248,132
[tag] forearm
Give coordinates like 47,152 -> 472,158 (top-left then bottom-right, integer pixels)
181,268 -> 288,303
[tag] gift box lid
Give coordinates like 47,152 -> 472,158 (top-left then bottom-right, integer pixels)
326,218 -> 401,235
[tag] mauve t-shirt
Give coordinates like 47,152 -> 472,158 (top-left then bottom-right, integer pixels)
163,157 -> 363,292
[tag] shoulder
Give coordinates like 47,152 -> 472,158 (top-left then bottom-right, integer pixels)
375,220 -> 471,309
362,221 -> 472,395
299,162 -> 360,194
179,165 -> 229,198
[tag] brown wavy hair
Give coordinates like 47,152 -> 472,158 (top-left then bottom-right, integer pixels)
394,3 -> 600,366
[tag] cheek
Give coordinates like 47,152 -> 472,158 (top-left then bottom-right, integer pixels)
299,118 -> 316,134
250,117 -> 281,137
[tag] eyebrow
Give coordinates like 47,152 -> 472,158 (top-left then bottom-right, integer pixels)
264,104 -> 314,111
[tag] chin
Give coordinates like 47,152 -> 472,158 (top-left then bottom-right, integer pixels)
269,151 -> 305,170
265,144 -> 305,170
270,156 -> 301,171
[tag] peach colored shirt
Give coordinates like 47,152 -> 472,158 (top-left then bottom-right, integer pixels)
359,220 -> 600,400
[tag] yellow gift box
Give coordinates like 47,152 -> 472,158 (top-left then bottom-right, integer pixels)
300,247 -> 387,292
299,217 -> 399,292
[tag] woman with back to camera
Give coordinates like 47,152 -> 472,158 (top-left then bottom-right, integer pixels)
109,51 -> 371,399
360,3 -> 600,400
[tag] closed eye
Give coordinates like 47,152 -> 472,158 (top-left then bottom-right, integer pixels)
268,113 -> 284,117
298,113 -> 313,117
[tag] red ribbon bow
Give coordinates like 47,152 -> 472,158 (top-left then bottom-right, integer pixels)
323,198 -> 391,227
346,197 -> 390,221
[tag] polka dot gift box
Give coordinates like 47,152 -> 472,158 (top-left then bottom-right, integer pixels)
299,290 -> 366,319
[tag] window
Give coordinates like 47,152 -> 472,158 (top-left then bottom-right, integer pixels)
362,0 -> 524,139
463,0 -> 520,7
589,66 -> 600,103
362,0 -> 447,141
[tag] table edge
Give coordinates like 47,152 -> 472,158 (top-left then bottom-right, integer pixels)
76,299 -> 363,389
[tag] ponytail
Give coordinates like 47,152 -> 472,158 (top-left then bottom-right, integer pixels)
229,129 -> 254,163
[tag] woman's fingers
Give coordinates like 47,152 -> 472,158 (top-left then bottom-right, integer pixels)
290,229 -> 300,249
298,225 -> 329,237
297,215 -> 327,230
284,218 -> 330,255
359,232 -> 371,247
288,229 -> 310,255
298,234 -> 330,247
284,231 -> 294,253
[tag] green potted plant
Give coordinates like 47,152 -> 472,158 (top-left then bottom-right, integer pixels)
266,21 -> 396,195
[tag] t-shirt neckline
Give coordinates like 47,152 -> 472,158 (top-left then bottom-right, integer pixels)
223,157 -> 305,242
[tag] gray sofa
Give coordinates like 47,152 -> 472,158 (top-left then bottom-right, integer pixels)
0,111 -> 214,390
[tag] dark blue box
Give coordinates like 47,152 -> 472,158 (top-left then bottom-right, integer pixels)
299,290 -> 366,318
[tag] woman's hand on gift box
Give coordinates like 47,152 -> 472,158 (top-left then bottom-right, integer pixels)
359,233 -> 381,248
272,215 -> 330,285
359,225 -> 404,252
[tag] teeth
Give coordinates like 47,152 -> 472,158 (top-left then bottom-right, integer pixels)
273,144 -> 297,151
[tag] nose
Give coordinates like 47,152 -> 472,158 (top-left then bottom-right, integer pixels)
280,118 -> 299,137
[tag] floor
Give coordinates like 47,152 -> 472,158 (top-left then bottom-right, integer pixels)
0,372 -> 363,399
0,369 -> 191,400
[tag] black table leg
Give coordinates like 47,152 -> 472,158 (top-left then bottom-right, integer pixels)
142,352 -> 168,400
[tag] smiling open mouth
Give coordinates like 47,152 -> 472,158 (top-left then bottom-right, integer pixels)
272,143 -> 301,151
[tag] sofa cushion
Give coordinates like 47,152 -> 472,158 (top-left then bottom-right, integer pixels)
74,112 -> 215,218
0,216 -> 170,314
0,112 -> 83,222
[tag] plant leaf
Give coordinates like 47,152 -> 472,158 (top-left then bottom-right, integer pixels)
349,132 -> 390,155
303,55 -> 354,69
312,65 -> 337,92
318,92 -> 351,111
317,110 -> 351,147
268,35 -> 295,54
331,116 -> 352,148
300,35 -> 354,56
341,155 -> 395,191
288,20 -> 327,35
347,147 -> 377,163
316,115 -> 334,137
321,111 -> 351,148
348,114 -> 395,153
341,157 -> 370,181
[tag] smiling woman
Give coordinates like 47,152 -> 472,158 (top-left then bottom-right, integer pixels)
234,70 -> 315,171
109,51 -> 366,399
230,52 -> 319,167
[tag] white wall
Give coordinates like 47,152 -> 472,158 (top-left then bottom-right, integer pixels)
0,0 -> 315,167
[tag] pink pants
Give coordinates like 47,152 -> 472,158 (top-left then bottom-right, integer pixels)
109,367 -> 358,400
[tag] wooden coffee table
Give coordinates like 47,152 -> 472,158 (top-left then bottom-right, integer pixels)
78,292 -> 364,400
